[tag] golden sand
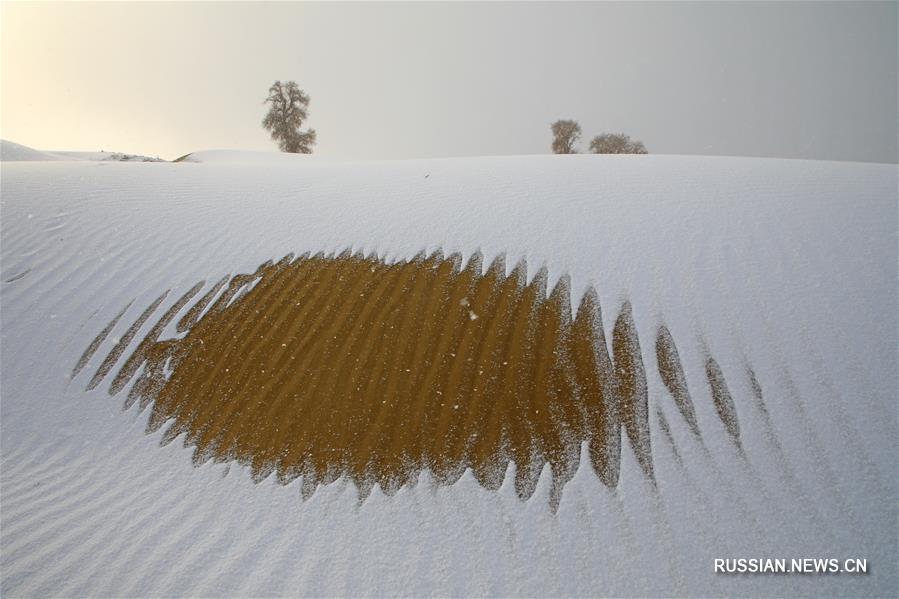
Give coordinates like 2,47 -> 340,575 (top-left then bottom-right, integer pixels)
79,251 -> 744,506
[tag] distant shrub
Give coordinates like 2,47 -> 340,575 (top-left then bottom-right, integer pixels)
589,133 -> 647,154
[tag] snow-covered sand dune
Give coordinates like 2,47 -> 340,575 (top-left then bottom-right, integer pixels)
0,139 -> 163,163
0,140 -> 66,162
1,150 -> 896,596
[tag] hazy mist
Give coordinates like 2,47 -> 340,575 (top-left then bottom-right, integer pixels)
2,1 -> 896,162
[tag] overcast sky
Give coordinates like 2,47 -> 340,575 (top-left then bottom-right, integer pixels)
2,1 -> 896,162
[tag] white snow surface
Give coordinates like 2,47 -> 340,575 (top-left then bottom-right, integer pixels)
0,140 -> 66,162
179,149 -> 341,164
1,152 -> 896,596
1,140 -> 163,163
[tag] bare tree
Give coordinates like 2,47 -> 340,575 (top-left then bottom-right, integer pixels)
551,120 -> 581,154
262,81 -> 316,153
589,133 -> 647,154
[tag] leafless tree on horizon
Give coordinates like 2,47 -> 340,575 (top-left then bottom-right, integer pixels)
263,81 -> 316,154
551,119 -> 581,154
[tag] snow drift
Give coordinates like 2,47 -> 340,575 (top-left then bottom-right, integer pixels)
1,139 -> 163,162
0,139 -> 65,162
1,151 -> 896,596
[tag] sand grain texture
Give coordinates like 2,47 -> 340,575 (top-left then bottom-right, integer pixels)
81,251 -> 744,507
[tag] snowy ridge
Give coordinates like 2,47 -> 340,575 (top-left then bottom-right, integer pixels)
177,149 -> 342,164
0,140 -> 65,162
1,153 -> 896,595
1,139 -> 163,162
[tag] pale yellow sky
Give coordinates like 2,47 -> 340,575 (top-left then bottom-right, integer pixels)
2,1 -> 896,162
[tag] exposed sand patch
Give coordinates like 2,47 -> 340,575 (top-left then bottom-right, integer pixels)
79,251 -> 745,506
706,357 -> 741,450
655,326 -> 700,438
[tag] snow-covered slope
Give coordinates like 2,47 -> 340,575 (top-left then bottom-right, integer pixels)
51,151 -> 165,162
1,153 -> 896,596
1,140 -> 164,162
0,139 -> 65,162
177,149 -> 342,164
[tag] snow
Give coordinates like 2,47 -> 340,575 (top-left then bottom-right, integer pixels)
1,150 -> 896,596
1,140 -> 163,162
0,139 -> 65,161
178,149 -> 340,164
51,151 -> 165,162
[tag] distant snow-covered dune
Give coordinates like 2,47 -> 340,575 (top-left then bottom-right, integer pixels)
1,139 -> 164,163
0,139 -> 65,161
1,152 -> 896,596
